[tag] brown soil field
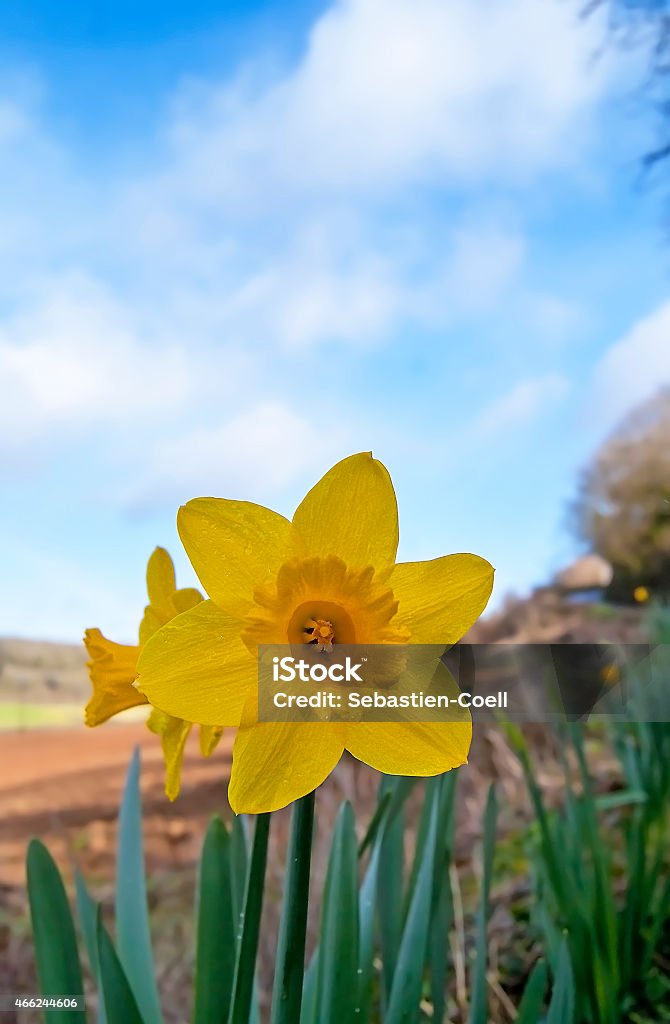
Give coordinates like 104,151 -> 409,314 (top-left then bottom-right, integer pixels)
0,722 -> 236,888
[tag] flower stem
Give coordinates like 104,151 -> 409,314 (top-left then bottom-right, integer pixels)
228,812 -> 271,1024
271,791 -> 316,1024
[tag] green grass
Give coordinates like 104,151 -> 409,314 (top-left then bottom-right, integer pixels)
0,702 -> 148,730
0,702 -> 85,729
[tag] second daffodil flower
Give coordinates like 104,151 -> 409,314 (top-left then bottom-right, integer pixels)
136,453 -> 494,813
84,547 -> 223,800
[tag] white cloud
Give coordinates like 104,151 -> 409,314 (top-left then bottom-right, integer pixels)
149,0 -> 610,213
0,273 -> 193,447
289,0 -> 607,186
472,374 -> 569,436
591,300 -> 670,430
213,216 -> 407,350
110,0 -> 611,354
130,401 -> 351,508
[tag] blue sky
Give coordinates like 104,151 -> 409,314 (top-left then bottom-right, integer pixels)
1,0 -> 669,643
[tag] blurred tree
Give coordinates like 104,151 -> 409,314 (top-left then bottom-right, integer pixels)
574,388 -> 670,598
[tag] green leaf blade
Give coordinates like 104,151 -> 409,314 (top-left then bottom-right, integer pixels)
546,941 -> 575,1024
271,793 -> 315,1024
516,960 -> 548,1024
96,910 -> 144,1024
115,747 -> 163,1024
228,813 -> 271,1024
468,785 -> 498,1024
384,783 -> 441,1024
74,869 -> 107,1024
193,817 -> 236,1024
315,801 -> 359,1024
26,839 -> 85,1024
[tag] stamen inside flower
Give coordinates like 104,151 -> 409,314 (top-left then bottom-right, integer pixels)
303,617 -> 336,652
286,600 -> 356,646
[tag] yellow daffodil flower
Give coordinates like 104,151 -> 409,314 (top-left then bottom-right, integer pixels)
84,547 -> 223,799
136,453 -> 494,813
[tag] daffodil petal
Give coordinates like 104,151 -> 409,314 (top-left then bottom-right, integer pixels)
345,659 -> 471,773
178,498 -> 293,617
138,605 -> 163,646
172,587 -> 204,614
136,600 -> 255,726
290,452 -> 398,574
83,628 -> 146,726
392,553 -> 494,645
147,707 -> 192,801
199,724 -> 224,757
138,588 -> 204,646
139,550 -> 204,645
345,718 -> 471,776
228,696 -> 345,813
146,547 -> 177,619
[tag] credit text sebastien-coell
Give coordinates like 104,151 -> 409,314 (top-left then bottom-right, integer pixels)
269,656 -> 508,710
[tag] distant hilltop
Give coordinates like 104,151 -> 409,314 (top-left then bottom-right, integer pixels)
0,636 -> 89,704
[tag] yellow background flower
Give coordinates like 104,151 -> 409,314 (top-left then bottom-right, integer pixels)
137,453 -> 494,813
84,547 -> 223,799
